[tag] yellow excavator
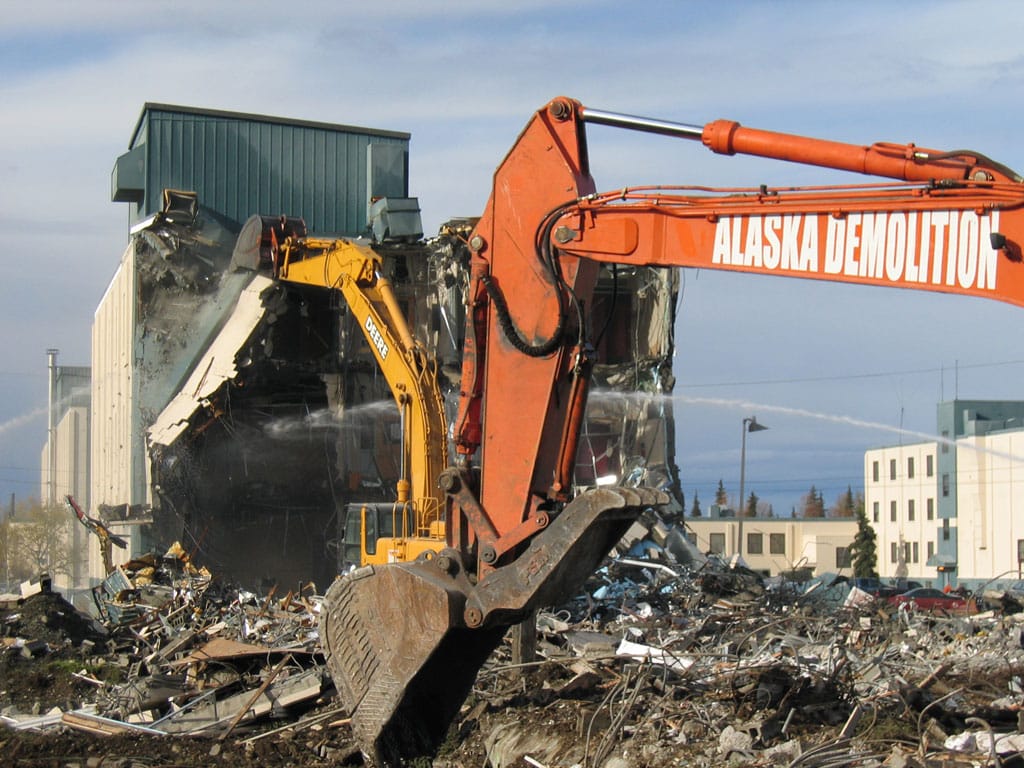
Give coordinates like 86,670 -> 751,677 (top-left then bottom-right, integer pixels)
266,233 -> 450,567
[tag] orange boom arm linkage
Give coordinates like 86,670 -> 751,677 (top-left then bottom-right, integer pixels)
453,97 -> 1024,572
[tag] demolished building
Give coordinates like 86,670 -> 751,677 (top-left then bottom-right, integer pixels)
73,103 -> 684,590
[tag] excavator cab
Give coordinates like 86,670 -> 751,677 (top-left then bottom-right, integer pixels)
339,503 -> 395,570
339,501 -> 444,569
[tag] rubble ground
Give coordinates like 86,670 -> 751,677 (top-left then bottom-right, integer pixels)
7,533 -> 1024,767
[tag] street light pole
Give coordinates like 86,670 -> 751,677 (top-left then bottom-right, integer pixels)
737,415 -> 769,559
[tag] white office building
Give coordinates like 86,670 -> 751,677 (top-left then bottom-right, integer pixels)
864,399 -> 1024,589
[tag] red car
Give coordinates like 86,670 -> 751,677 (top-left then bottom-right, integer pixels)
887,587 -> 974,614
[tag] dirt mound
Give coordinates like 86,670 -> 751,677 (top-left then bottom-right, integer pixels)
2,592 -> 106,650
1,729 -> 361,767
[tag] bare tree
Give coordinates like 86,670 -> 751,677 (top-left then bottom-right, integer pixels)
7,499 -> 71,581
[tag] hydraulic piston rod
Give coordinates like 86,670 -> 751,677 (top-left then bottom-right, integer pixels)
580,106 -> 704,140
580,103 -> 1011,182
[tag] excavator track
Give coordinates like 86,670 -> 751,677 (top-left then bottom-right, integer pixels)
320,484 -> 667,765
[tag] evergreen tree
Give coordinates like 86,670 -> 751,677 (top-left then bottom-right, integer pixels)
802,485 -> 826,518
843,486 -> 856,516
715,479 -> 728,507
830,485 -> 858,518
745,491 -> 759,518
689,491 -> 702,517
831,483 -> 864,520
849,496 -> 878,577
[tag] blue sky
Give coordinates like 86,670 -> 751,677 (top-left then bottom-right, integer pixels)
2,1 -> 1024,516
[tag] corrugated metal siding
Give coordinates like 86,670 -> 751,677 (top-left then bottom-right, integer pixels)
137,107 -> 407,235
91,242 -> 153,579
53,407 -> 90,506
53,406 -> 90,591
91,245 -> 137,511
54,367 -> 91,425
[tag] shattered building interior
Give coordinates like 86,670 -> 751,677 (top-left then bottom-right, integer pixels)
137,209 -> 682,589
92,103 -> 683,590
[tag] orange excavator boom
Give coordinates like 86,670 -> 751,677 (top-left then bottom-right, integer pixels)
321,97 -> 1024,765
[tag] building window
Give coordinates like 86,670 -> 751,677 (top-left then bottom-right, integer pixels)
908,499 -> 915,521
927,498 -> 934,520
890,542 -> 898,563
903,542 -> 911,563
890,501 -> 897,522
686,532 -> 697,545
872,501 -> 879,523
890,459 -> 897,480
912,542 -> 919,564
1018,540 -> 1024,564
942,474 -> 950,497
769,533 -> 785,554
872,461 -> 879,482
709,532 -> 725,554
926,455 -> 934,477
942,519 -> 950,541
836,547 -> 851,569
747,533 -> 763,554
941,430 -> 949,453
927,541 -> 934,559
907,457 -> 915,479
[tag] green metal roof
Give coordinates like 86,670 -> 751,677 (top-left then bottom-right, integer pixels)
113,103 -> 412,236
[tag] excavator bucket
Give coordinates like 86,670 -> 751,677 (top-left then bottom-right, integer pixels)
320,485 -> 667,765
320,559 -> 505,765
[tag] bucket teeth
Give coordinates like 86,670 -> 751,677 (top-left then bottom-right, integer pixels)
616,487 -> 642,506
320,559 -> 484,765
320,484 -> 667,765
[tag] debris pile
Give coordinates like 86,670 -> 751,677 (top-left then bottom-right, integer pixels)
456,535 -> 1024,768
5,521 -> 1024,767
1,544 -> 358,766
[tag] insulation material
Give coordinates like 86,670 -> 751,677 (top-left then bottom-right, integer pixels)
147,274 -> 274,448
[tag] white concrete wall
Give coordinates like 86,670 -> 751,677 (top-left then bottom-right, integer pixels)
36,405 -> 90,598
90,245 -> 142,579
863,441 -> 939,581
685,517 -> 857,576
46,406 -> 90,593
955,432 -> 1024,583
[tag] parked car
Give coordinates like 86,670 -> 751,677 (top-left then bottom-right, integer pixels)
880,579 -> 924,598
887,587 -> 974,614
847,578 -> 922,598
849,577 -> 885,596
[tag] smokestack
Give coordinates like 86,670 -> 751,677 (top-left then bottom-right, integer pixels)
47,348 -> 58,506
